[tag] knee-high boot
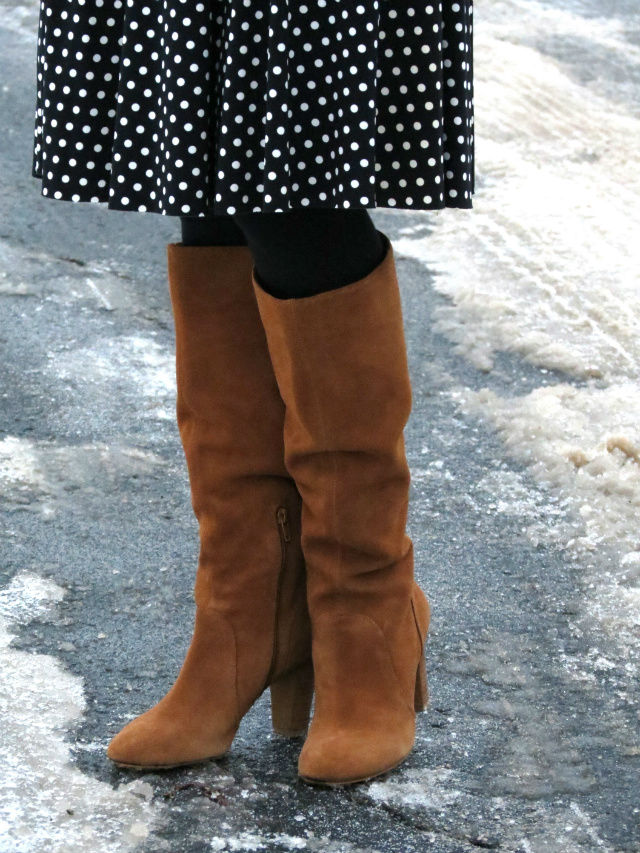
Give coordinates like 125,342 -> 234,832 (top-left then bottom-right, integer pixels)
107,245 -> 312,768
252,230 -> 430,785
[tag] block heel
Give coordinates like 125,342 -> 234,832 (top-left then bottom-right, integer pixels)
270,659 -> 314,737
414,653 -> 428,712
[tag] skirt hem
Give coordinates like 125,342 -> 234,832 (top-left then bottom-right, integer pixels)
30,173 -> 474,215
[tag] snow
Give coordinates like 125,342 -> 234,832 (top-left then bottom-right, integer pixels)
0,573 -> 158,852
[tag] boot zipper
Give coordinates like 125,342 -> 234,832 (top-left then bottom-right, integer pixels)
277,506 -> 291,542
266,506 -> 290,685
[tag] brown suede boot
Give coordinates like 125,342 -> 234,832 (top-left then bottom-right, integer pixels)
252,230 -> 430,786
106,245 -> 312,769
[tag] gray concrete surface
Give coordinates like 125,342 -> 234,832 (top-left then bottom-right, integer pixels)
1,1 -> 639,851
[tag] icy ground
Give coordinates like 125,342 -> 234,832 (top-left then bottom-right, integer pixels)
1,0 -> 639,851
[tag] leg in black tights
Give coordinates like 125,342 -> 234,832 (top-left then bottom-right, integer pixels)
180,209 -> 386,300
181,214 -> 248,247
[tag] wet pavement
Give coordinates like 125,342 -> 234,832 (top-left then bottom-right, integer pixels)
1,1 -> 639,851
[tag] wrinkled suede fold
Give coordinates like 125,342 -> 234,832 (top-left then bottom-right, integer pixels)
252,230 -> 431,785
107,245 -> 311,769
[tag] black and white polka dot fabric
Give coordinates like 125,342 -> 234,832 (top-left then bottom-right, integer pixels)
31,0 -> 474,215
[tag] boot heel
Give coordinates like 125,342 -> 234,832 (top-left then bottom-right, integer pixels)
270,660 -> 314,737
414,654 -> 428,712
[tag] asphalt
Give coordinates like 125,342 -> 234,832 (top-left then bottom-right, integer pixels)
1,1 -> 639,851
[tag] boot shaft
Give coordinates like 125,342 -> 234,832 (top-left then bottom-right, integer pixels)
252,231 -> 415,623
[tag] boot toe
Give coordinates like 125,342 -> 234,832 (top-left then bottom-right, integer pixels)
106,711 -> 173,768
107,707 -> 232,769
298,726 -> 413,786
107,717 -> 151,768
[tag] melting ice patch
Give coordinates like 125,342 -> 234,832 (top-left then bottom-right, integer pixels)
0,436 -> 41,487
0,0 -> 39,41
0,572 -> 157,852
367,767 -> 462,810
210,836 -> 362,852
0,436 -> 166,514
210,835 -> 307,851
518,801 -> 616,853
51,335 -> 177,421
454,383 -> 640,652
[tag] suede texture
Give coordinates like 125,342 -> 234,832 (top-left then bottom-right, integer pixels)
252,231 -> 431,785
107,244 -> 312,769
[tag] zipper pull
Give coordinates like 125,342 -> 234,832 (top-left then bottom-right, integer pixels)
277,507 -> 291,542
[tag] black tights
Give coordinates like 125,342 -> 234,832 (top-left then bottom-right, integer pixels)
180,209 -> 387,300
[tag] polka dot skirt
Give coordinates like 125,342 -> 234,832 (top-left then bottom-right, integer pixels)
31,0 -> 474,216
